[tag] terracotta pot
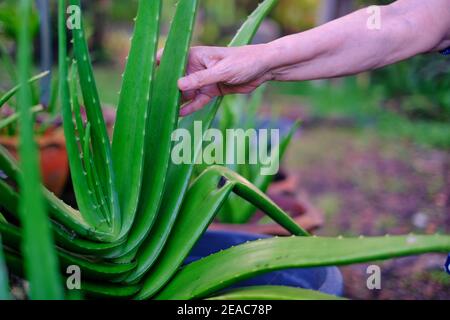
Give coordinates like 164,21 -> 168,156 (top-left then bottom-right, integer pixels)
210,173 -> 324,235
0,128 -> 69,196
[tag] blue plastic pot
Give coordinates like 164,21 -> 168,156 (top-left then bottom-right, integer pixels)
185,230 -> 344,297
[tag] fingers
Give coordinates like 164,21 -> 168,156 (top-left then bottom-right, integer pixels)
182,90 -> 196,103
179,93 -> 213,117
178,66 -> 226,92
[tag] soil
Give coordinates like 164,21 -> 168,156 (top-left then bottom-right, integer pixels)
283,124 -> 450,300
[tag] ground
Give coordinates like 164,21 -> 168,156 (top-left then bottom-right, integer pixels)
273,91 -> 450,300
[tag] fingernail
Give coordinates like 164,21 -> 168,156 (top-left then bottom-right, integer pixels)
178,78 -> 189,90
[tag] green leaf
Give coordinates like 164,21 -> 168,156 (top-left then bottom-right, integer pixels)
17,0 -> 63,300
131,0 -> 281,284
223,120 -> 301,224
81,282 -> 141,299
0,71 -> 49,108
60,0 -> 111,234
0,169 -> 123,258
120,0 -> 199,257
0,104 -> 43,131
208,286 -> 345,300
136,166 -> 306,299
112,0 -> 161,239
128,105 -> 219,283
156,235 -> 450,299
0,235 -> 10,300
229,0 -> 278,47
0,222 -> 136,281
70,0 -> 121,237
0,145 -> 116,243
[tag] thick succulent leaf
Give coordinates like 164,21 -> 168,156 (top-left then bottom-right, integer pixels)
0,71 -> 49,108
17,0 -> 63,299
60,0 -> 113,234
156,235 -> 450,300
0,145 -> 114,241
229,0 -> 278,47
112,0 -> 161,238
121,0 -> 199,257
218,166 -> 308,236
0,222 -> 136,281
0,105 -> 43,131
70,62 -> 85,147
223,121 -> 301,224
132,0 -> 280,284
58,251 -> 136,281
208,286 -> 345,300
81,282 -> 141,299
69,0 -> 121,237
128,104 -> 219,282
134,168 -> 234,298
0,180 -> 123,257
0,236 -> 10,300
135,166 -> 306,299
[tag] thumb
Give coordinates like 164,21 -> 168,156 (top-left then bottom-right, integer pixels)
178,66 -> 226,91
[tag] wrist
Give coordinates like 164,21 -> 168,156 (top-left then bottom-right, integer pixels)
261,41 -> 286,71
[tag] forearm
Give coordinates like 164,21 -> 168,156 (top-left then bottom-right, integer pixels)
264,0 -> 450,81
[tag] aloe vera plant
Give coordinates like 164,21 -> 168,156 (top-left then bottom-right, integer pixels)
0,0 -> 449,301
200,86 -> 300,224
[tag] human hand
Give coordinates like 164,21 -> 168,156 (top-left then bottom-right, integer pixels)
160,44 -> 275,116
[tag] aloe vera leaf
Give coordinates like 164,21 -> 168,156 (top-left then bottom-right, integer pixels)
48,72 -> 60,115
112,0 -> 161,238
157,234 -> 450,300
17,0 -> 63,300
0,178 -> 123,257
69,0 -> 121,236
136,165 -> 306,299
0,190 -> 121,258
227,120 -> 301,224
218,166 -> 308,236
81,282 -> 141,299
69,61 -> 85,146
59,0 -> 111,233
58,251 -> 136,281
120,0 -> 199,257
135,169 -> 235,299
82,123 -> 110,224
127,104 -> 219,283
0,104 -> 43,131
72,84 -> 111,223
0,236 -> 10,300
52,227 -> 124,257
131,0 -> 279,282
0,222 -> 136,281
208,286 -> 345,300
229,0 -> 278,47
0,145 -> 113,241
0,71 -> 49,108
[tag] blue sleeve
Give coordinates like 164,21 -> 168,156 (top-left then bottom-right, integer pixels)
440,47 -> 450,55
446,254 -> 450,275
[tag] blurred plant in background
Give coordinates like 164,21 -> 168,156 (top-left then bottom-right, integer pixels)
0,0 -> 39,44
373,55 -> 450,123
